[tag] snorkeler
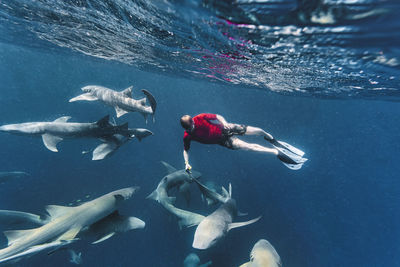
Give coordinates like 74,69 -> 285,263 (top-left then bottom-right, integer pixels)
180,113 -> 307,171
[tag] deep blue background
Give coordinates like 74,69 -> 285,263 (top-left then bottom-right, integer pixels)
0,43 -> 399,266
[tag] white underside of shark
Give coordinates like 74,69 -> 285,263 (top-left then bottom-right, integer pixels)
0,187 -> 145,264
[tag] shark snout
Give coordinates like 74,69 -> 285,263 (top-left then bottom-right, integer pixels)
112,187 -> 139,202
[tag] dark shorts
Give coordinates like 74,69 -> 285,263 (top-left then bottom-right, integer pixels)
219,124 -> 247,149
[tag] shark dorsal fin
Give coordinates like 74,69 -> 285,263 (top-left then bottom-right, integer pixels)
121,86 -> 133,97
96,115 -> 110,127
228,216 -> 261,231
160,161 -> 177,174
4,228 -> 37,246
46,205 -> 74,219
53,116 -> 71,123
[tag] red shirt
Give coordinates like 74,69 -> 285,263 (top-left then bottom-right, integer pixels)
183,113 -> 224,151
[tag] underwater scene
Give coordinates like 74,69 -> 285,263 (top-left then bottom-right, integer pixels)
0,0 -> 399,266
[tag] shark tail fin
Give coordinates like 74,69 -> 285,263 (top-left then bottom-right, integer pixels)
141,89 -> 157,122
0,210 -> 48,227
96,115 -> 110,127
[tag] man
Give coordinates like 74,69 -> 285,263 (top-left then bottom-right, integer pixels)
181,113 -> 307,171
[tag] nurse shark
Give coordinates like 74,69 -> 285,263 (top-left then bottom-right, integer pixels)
69,85 -> 157,122
158,179 -> 261,249
0,187 -> 145,264
0,115 -> 129,153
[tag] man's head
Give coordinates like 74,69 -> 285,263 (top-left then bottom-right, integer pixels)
180,115 -> 193,130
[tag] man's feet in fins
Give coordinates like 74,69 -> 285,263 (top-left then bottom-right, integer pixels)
276,148 -> 308,170
265,137 -> 305,157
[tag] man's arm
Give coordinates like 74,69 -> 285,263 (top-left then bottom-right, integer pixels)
215,115 -> 228,127
183,149 -> 191,172
183,133 -> 192,172
202,113 -> 227,127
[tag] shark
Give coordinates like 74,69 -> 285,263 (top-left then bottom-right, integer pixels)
147,161 -> 201,205
0,172 -> 30,184
157,180 -> 261,249
239,239 -> 281,267
183,253 -> 212,267
69,85 -> 157,122
0,115 -> 129,152
91,128 -> 153,161
0,187 -> 145,264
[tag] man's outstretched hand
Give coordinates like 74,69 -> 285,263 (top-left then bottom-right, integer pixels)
185,162 -> 192,173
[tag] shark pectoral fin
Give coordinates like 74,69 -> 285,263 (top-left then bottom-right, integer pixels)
228,216 -> 261,231
53,116 -> 72,123
69,93 -> 98,102
115,106 -> 129,118
160,161 -> 177,174
42,134 -> 63,152
57,227 -> 81,241
46,205 -> 74,219
123,217 -> 146,231
92,232 -> 115,244
4,228 -> 37,246
92,141 -> 118,161
121,86 -> 133,98
239,262 -> 251,267
90,212 -> 145,244
162,202 -> 204,228
200,261 -> 213,267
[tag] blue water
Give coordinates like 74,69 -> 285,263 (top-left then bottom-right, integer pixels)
0,0 -> 399,266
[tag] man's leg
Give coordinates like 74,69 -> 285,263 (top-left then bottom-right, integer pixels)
231,138 -> 278,155
244,126 -> 274,141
